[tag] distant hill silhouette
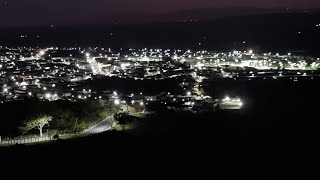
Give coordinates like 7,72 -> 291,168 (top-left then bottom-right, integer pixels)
0,11 -> 320,55
145,7 -> 306,23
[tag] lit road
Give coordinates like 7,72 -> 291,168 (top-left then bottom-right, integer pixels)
84,116 -> 115,134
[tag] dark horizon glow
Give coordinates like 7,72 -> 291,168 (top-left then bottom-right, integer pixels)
0,0 -> 320,27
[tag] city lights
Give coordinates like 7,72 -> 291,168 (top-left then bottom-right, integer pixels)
0,46 -> 317,114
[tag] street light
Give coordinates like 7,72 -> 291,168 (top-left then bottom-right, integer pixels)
39,50 -> 45,56
114,99 -> 120,105
239,101 -> 243,107
187,91 -> 191,96
45,93 -> 51,99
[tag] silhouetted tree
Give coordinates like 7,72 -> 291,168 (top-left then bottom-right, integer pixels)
114,112 -> 133,131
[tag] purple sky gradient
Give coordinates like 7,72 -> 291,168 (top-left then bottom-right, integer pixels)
0,0 -> 319,27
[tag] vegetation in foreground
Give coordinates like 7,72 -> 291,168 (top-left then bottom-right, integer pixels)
0,99 -> 119,137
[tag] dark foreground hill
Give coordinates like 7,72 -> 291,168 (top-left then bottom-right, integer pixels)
1,78 -> 320,179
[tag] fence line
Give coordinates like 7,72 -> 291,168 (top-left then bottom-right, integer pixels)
0,136 -> 53,145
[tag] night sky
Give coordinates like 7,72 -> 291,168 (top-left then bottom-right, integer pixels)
0,0 -> 319,27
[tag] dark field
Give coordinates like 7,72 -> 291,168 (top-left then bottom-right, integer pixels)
1,77 -> 319,178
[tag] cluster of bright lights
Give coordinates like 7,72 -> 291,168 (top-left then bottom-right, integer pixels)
222,96 -> 243,107
2,47 -> 320,105
185,101 -> 195,106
